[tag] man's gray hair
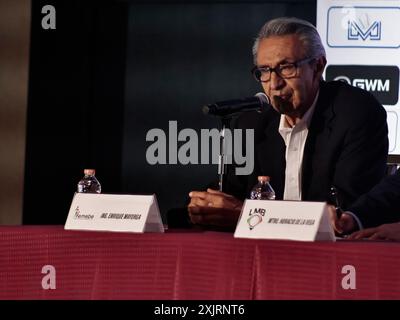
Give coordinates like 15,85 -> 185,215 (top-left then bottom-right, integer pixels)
252,17 -> 326,64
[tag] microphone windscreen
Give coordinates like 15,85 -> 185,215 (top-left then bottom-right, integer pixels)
255,92 -> 270,105
202,105 -> 211,115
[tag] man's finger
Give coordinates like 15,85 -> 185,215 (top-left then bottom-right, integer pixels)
368,232 -> 383,240
327,205 -> 342,234
188,198 -> 211,209
189,191 -> 209,199
206,188 -> 233,198
192,193 -> 228,208
348,228 -> 378,240
347,231 -> 364,240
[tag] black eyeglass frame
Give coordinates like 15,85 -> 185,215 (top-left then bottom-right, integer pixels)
251,57 -> 316,83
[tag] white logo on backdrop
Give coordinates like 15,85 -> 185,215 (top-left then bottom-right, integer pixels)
327,6 -> 400,48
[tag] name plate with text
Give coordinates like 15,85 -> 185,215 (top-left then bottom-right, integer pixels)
234,200 -> 335,242
65,193 -> 164,233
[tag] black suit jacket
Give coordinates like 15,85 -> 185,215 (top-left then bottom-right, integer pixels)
348,169 -> 400,228
224,80 -> 388,215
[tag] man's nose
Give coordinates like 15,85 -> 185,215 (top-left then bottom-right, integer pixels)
269,71 -> 285,90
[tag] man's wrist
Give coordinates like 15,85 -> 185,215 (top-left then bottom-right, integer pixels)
344,211 -> 363,232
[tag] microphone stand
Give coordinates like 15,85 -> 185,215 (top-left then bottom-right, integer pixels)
218,116 -> 231,192
203,93 -> 269,192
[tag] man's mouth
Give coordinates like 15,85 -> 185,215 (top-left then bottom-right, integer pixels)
273,95 -> 294,114
275,94 -> 290,101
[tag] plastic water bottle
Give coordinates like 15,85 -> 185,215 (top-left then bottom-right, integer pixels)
250,176 -> 275,200
77,169 -> 101,193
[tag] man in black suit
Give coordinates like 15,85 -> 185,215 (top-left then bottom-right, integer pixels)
188,17 -> 388,233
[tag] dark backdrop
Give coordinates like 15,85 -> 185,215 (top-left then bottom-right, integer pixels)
23,0 -> 316,224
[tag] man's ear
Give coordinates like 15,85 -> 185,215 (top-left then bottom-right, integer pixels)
314,56 -> 327,79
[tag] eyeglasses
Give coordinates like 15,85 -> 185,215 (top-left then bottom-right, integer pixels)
251,57 -> 316,83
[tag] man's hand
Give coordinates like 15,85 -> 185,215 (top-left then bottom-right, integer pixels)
188,188 -> 243,231
347,223 -> 400,241
327,205 -> 357,235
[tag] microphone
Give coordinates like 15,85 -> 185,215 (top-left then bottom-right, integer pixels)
202,92 -> 270,117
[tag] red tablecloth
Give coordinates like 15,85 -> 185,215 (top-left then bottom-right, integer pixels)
0,226 -> 399,300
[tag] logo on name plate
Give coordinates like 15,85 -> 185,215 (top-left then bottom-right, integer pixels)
247,208 -> 265,230
74,206 -> 80,217
73,206 -> 94,220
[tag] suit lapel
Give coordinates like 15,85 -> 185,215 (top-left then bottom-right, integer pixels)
302,81 -> 336,199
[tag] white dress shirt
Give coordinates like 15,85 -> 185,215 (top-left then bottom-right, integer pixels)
278,91 -> 319,201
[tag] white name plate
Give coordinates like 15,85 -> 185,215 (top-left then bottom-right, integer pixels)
234,200 -> 335,242
65,193 -> 164,233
